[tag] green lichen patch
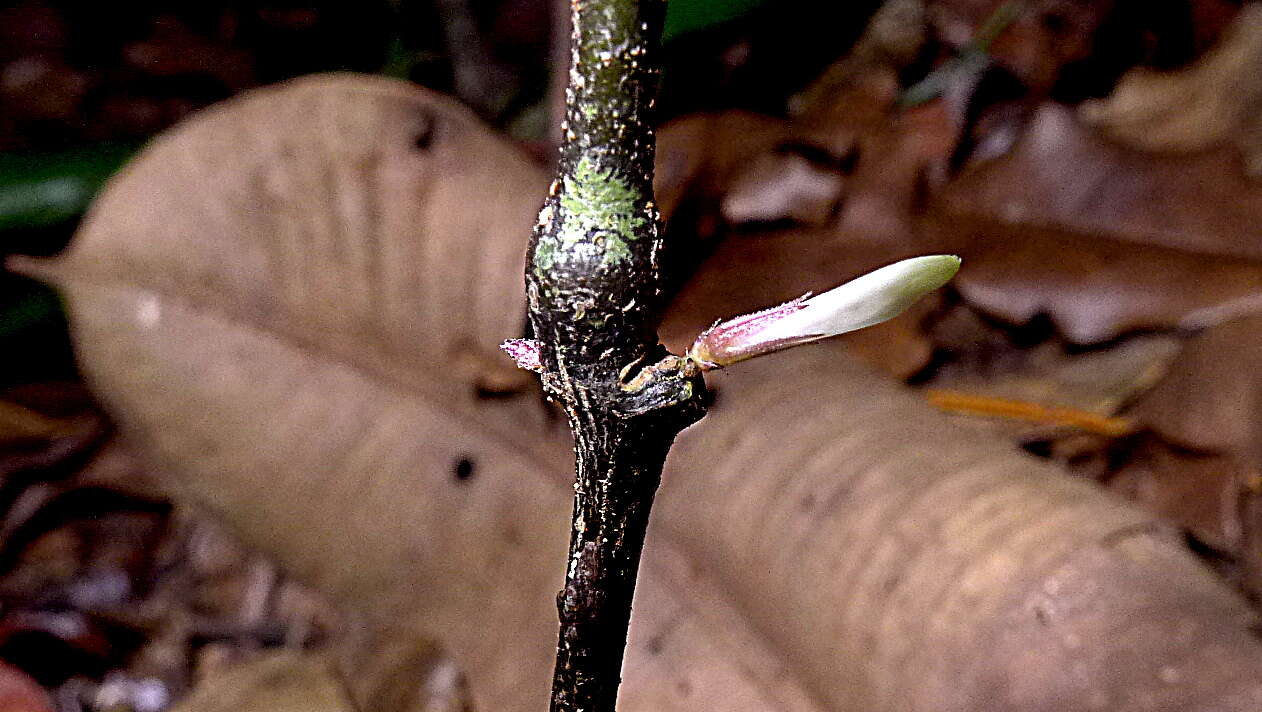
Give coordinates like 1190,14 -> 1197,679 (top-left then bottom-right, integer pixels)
600,233 -> 632,266
533,156 -> 647,274
561,157 -> 647,239
534,236 -> 558,273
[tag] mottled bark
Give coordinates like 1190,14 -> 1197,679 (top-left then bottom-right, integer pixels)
524,1 -> 707,710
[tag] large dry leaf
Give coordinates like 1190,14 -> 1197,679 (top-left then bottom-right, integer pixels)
663,348 -> 1262,712
10,74 -> 820,712
17,73 -> 1262,712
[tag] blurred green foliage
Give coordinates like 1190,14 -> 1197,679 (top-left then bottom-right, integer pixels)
663,0 -> 771,41
0,145 -> 130,385
0,144 -> 134,234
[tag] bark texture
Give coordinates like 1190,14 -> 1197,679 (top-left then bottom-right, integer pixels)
524,1 -> 706,710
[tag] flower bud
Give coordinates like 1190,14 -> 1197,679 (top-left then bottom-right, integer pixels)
687,255 -> 961,368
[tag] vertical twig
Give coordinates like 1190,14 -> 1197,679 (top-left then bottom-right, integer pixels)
523,0 -> 707,710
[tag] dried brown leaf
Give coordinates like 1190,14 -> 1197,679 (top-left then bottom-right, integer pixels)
1081,3 -> 1262,175
663,347 -> 1262,712
11,74 -> 822,712
934,215 -> 1262,344
938,103 -> 1262,261
20,73 -> 1262,712
0,662 -> 52,712
170,651 -> 355,712
1130,313 -> 1262,458
1108,441 -> 1251,554
654,111 -> 790,231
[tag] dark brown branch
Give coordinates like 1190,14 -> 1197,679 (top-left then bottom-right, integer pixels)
523,1 -> 707,710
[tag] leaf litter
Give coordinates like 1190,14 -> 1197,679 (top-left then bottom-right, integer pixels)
8,1 -> 1262,710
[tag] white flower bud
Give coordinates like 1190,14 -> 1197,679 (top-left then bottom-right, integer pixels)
687,255 -> 961,368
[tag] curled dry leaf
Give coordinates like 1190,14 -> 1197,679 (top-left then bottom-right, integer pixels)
18,74 -> 1262,712
1129,313 -> 1262,459
935,214 -> 1262,344
937,103 -> 1262,261
1081,3 -> 1262,175
720,149 -> 845,227
653,110 -> 789,231
1107,441 -> 1252,556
